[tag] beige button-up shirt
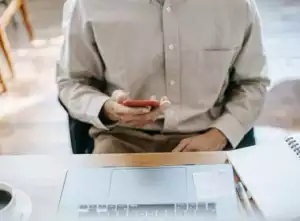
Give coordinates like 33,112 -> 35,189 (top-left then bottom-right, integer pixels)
56,0 -> 270,148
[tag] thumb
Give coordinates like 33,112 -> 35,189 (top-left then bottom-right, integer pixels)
159,96 -> 171,112
150,95 -> 157,101
172,139 -> 190,152
111,90 -> 130,103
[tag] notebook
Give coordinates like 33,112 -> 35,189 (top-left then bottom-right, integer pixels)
227,136 -> 300,220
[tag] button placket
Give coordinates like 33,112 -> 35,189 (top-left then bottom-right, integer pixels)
163,2 -> 180,105
162,0 -> 181,131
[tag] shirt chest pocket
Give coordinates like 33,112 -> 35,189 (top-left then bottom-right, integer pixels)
182,48 -> 237,110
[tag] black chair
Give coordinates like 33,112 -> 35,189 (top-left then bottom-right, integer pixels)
59,98 -> 94,154
236,128 -> 256,149
68,115 -> 94,154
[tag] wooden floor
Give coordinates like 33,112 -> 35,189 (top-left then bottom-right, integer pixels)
0,0 -> 300,154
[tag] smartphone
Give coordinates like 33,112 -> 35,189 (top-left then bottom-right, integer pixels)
122,100 -> 160,108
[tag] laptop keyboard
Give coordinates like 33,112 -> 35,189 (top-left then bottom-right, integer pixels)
78,202 -> 217,218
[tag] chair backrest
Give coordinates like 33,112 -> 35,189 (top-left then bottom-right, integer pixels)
58,97 -> 94,154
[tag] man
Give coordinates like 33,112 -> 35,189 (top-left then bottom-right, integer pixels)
56,0 -> 270,154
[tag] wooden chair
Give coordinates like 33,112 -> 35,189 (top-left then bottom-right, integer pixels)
0,69 -> 7,92
0,0 -> 34,92
0,0 -> 17,26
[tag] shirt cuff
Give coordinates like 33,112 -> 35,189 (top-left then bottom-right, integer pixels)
210,113 -> 248,148
86,95 -> 111,130
98,103 -> 119,129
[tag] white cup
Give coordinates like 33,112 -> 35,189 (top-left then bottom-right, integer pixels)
0,182 -> 17,221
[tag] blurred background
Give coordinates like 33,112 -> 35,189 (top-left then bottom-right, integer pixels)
0,0 -> 300,154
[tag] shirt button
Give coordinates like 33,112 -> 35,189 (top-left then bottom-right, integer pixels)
168,44 -> 174,50
169,80 -> 176,86
166,6 -> 171,12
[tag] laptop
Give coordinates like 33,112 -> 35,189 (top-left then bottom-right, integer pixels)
57,164 -> 240,221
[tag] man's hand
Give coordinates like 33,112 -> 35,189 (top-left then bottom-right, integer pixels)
102,90 -> 171,127
120,95 -> 170,127
172,129 -> 228,152
102,90 -> 150,122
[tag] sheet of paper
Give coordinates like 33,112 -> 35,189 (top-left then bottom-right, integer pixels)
193,170 -> 233,199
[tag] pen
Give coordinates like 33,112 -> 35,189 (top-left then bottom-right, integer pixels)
236,182 -> 255,217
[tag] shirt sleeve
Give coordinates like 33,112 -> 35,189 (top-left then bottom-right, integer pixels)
56,0 -> 111,130
211,0 -> 270,148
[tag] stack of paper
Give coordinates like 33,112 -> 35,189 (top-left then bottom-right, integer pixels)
227,141 -> 300,220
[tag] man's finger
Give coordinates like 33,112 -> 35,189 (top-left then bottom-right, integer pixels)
115,103 -> 150,115
140,97 -> 170,121
182,145 -> 197,152
121,107 -> 161,122
150,95 -> 157,101
159,97 -> 171,112
146,108 -> 163,121
172,139 -> 190,152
